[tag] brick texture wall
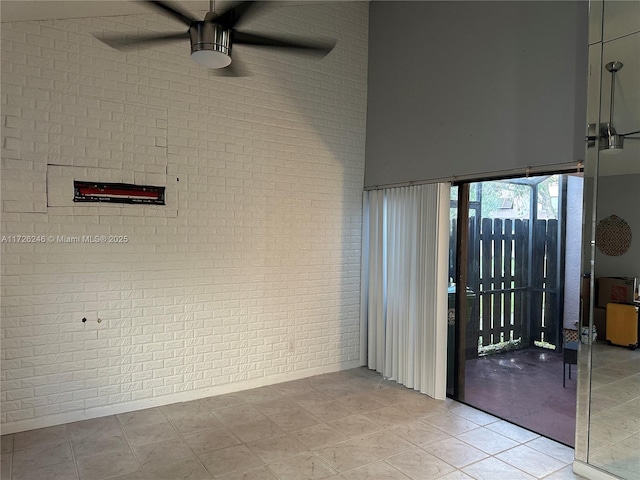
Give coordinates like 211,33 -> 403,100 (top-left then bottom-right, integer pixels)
1,2 -> 368,432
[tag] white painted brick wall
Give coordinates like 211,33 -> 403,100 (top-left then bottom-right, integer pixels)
1,1 -> 368,432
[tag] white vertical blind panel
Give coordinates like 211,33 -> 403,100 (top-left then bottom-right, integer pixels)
360,183 -> 449,398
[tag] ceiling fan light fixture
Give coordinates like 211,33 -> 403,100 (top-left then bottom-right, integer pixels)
190,22 -> 232,69
599,123 -> 624,153
600,135 -> 624,154
191,49 -> 231,68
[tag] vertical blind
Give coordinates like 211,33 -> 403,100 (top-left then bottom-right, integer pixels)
360,183 -> 449,399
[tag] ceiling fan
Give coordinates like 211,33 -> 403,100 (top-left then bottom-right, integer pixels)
587,61 -> 640,153
95,0 -> 336,74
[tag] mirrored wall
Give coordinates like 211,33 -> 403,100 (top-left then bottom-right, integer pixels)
576,1 -> 640,479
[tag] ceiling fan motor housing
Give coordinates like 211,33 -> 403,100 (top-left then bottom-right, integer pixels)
190,22 -> 232,68
599,123 -> 624,151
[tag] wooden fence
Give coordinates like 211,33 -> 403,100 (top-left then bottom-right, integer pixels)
450,216 -> 560,357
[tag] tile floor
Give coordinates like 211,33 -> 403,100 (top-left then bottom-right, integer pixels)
586,342 -> 640,479
0,367 -> 586,480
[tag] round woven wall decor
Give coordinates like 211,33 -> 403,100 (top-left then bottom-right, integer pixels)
596,214 -> 632,256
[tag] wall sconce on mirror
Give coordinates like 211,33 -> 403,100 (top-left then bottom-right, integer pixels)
586,61 -> 640,153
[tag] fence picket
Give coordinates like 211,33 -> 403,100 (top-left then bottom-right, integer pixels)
492,219 -> 504,343
481,218 -> 493,348
543,219 -> 559,346
452,215 -> 558,356
504,219 -> 513,341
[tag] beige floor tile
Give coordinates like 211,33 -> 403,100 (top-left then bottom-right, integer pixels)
619,431 -> 640,451
71,430 -> 130,459
543,465 -> 589,479
385,447 -> 457,479
76,450 -> 140,480
253,398 -> 305,417
304,401 -> 358,423
291,423 -> 349,450
1,435 -> 14,454
485,420 -> 540,443
356,430 -> 416,459
228,417 -> 284,443
421,413 -> 481,436
67,416 -> 121,441
586,422 -> 634,452
455,427 -> 519,455
201,393 -> 245,411
364,404 -> 424,428
12,459 -> 78,480
1,453 -> 12,479
291,390 -> 336,409
270,379 -> 314,396
133,437 -> 195,468
390,420 -> 452,447
609,399 -> 640,418
198,444 -> 263,477
234,386 -> 283,404
162,402 -> 222,435
246,434 -> 309,463
461,456 -> 536,480
367,387 -> 420,406
267,452 -> 337,480
315,439 -> 384,472
122,421 -> 180,446
525,436 -> 575,463
142,457 -> 212,480
339,460 -> 410,479
13,425 -> 69,451
107,472 -> 147,480
5,368 -> 589,480
496,445 -> 567,478
321,382 -> 372,399
588,442 -> 640,480
436,471 -> 475,480
117,407 -> 167,428
591,410 -> 640,434
306,372 -> 357,388
394,395 -> 445,414
450,405 -> 499,426
160,399 -> 204,416
427,437 -> 489,468
214,404 -> 268,426
183,427 -> 242,455
327,414 -> 383,438
268,409 -> 320,431
216,465 -> 278,479
12,441 -> 73,472
336,392 -> 388,413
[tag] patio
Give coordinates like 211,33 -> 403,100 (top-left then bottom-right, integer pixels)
464,348 -> 577,446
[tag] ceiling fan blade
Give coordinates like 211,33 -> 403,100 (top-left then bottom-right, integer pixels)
233,31 -> 336,57
622,130 -> 640,136
215,1 -> 263,29
95,31 -> 189,50
143,0 -> 197,26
